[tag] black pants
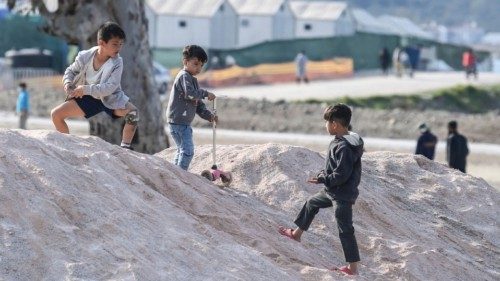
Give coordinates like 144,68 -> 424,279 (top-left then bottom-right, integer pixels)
294,189 -> 360,263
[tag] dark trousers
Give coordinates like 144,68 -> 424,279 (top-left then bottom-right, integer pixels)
19,110 -> 28,129
294,189 -> 360,263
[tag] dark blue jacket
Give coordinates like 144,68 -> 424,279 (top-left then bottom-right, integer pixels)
416,131 -> 437,160
447,133 -> 469,173
318,132 -> 364,204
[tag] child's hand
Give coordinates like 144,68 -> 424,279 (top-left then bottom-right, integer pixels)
210,115 -> 218,123
69,85 -> 85,98
307,174 -> 325,184
64,84 -> 73,95
307,178 -> 319,184
207,92 -> 216,101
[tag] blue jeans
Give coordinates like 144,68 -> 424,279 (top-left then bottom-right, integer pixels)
169,124 -> 194,170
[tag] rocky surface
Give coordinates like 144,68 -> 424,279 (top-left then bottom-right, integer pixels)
1,130 -> 498,280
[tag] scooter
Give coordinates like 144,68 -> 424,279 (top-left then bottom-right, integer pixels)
201,98 -> 232,187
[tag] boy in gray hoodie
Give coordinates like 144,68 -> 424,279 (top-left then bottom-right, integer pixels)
51,22 -> 139,150
166,45 -> 216,170
279,104 -> 364,276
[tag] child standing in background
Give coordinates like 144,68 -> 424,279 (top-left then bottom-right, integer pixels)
166,45 -> 217,170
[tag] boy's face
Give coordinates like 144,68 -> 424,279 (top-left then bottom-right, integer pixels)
183,58 -> 204,75
325,120 -> 337,135
325,120 -> 346,135
99,36 -> 124,58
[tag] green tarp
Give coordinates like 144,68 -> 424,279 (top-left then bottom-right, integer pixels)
153,32 -> 489,71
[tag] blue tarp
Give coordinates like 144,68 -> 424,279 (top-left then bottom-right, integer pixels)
0,9 -> 9,20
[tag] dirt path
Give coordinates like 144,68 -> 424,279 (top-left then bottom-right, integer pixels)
192,98 -> 500,144
210,72 -> 500,101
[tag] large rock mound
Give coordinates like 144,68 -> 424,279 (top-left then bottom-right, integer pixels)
165,143 -> 499,280
1,130 -> 498,280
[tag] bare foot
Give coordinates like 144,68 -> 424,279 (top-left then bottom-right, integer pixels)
278,226 -> 301,242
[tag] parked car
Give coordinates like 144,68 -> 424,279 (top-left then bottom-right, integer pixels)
153,61 -> 171,99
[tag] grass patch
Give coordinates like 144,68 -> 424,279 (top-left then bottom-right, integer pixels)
297,84 -> 500,113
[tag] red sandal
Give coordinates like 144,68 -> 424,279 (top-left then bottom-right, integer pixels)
331,266 -> 355,275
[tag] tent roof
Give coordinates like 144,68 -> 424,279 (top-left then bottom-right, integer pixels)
378,15 -> 433,39
146,0 -> 226,18
289,1 -> 347,21
229,0 -> 287,16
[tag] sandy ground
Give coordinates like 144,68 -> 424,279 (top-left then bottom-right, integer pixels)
2,112 -> 498,190
2,130 -> 498,280
209,72 -> 500,101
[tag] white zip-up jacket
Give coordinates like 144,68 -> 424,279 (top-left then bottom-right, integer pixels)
62,46 -> 129,109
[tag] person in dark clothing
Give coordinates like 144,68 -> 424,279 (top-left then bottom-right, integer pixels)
405,45 -> 421,78
278,104 -> 364,276
446,121 -> 469,173
379,47 -> 391,75
415,123 -> 437,160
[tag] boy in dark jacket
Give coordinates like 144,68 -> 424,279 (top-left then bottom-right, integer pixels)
279,104 -> 363,276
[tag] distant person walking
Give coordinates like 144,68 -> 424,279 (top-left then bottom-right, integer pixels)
392,47 -> 408,77
462,48 -> 477,80
295,50 -> 309,83
415,123 -> 437,160
16,82 -> 29,129
446,121 -> 469,173
405,45 -> 421,78
379,47 -> 391,75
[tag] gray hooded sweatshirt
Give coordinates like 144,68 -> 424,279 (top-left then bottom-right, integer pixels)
166,69 -> 213,125
62,46 -> 129,109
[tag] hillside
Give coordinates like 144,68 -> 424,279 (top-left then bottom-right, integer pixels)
0,129 -> 498,280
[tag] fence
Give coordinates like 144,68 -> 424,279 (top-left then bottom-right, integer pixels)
12,68 -> 58,81
195,58 -> 353,87
153,32 -> 490,71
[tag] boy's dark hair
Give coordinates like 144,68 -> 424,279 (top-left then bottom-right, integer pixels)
183,45 -> 208,64
97,22 -> 126,42
324,103 -> 352,127
448,120 -> 457,129
19,82 -> 27,89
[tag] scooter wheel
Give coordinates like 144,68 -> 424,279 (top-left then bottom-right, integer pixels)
220,172 -> 232,187
201,170 -> 214,181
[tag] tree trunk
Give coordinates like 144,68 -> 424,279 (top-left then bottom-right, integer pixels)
34,0 -> 168,153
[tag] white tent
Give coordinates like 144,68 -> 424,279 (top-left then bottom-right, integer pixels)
229,0 -> 294,47
289,1 -> 355,38
146,0 -> 238,49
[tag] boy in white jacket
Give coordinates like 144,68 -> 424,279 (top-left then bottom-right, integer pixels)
51,22 -> 138,149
